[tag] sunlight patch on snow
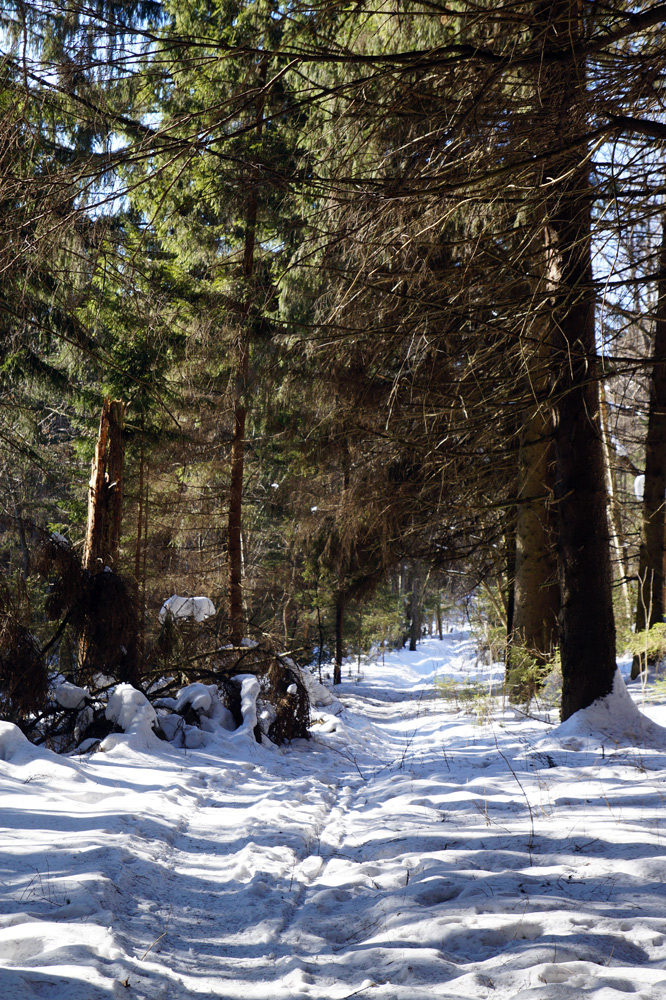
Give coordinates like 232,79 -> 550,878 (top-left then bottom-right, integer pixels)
2,637 -> 666,999
548,669 -> 666,751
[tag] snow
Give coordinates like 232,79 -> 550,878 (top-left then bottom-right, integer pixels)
158,595 -> 216,624
52,680 -> 89,710
634,474 -> 645,499
231,674 -> 261,738
103,683 -> 162,751
548,669 -> 666,751
3,634 -> 666,998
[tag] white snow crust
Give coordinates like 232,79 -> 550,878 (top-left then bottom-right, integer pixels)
3,634 -> 666,999
156,682 -> 237,746
53,679 -> 89,710
548,668 -> 666,751
104,684 -> 161,750
0,720 -> 32,762
158,595 -> 216,624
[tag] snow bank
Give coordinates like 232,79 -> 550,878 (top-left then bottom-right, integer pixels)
549,669 -> 666,750
106,685 -> 157,733
297,667 -> 341,710
159,595 -> 216,623
0,722 -> 32,762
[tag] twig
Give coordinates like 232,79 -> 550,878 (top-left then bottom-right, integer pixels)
494,735 -> 535,864
139,908 -> 171,962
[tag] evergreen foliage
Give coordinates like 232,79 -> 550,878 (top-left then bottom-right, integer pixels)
2,1 -> 666,734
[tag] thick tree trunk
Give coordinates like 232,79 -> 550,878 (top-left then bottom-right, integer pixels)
543,0 -> 616,721
632,221 -> 666,677
80,398 -> 126,678
82,398 -> 125,573
549,186 -> 616,720
510,408 -> 559,661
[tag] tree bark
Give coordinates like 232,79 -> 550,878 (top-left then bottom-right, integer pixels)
82,398 -> 125,573
134,410 -> 146,662
542,0 -> 616,721
227,55 -> 268,646
552,228 -> 616,721
600,385 -> 631,623
632,220 -> 666,676
228,343 -> 248,646
409,561 -> 421,652
435,596 -> 444,640
334,590 -> 344,684
509,406 -> 559,685
80,398 -> 126,678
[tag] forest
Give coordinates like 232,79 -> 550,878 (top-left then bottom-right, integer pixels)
2,0 -> 666,743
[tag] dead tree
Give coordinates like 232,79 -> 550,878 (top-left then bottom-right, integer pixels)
82,398 -> 125,573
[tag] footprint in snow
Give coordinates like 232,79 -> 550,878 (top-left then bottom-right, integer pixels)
414,882 -> 463,906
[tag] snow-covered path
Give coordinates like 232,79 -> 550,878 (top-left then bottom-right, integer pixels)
3,635 -> 666,999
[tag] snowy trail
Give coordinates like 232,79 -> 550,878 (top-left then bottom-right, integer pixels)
4,635 -> 666,998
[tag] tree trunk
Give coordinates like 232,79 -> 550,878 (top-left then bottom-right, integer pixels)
82,398 -> 125,573
543,0 -> 616,721
435,596 -> 444,640
10,493 -> 29,578
553,249 -> 616,721
508,401 -> 559,693
632,220 -> 666,677
228,347 -> 248,646
600,385 -> 631,623
80,398 -> 126,678
334,590 -> 344,684
134,411 -> 146,662
227,56 -> 268,646
409,561 -> 421,651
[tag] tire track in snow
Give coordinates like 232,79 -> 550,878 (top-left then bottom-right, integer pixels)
271,703 -> 431,997
103,741 -> 350,999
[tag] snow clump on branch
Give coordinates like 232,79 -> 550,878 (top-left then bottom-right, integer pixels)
159,596 -> 216,624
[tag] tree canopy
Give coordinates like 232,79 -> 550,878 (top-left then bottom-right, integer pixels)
2,0 -> 666,727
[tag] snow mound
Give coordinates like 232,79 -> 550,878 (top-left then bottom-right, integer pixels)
106,684 -> 157,733
175,682 -> 214,714
157,682 -> 237,747
231,674 -> 261,739
159,595 -> 216,623
548,669 -> 666,750
103,684 -> 161,750
0,722 -> 32,762
53,679 -> 89,709
297,667 -> 340,710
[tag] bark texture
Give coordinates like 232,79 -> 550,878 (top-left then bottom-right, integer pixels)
632,221 -> 666,676
510,406 -> 559,689
543,0 -> 616,720
227,56 -> 267,646
334,590 -> 344,685
82,398 -> 125,573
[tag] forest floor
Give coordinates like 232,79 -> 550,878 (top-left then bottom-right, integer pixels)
2,633 -> 666,999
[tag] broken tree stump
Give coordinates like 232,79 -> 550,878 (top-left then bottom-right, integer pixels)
82,398 -> 125,573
